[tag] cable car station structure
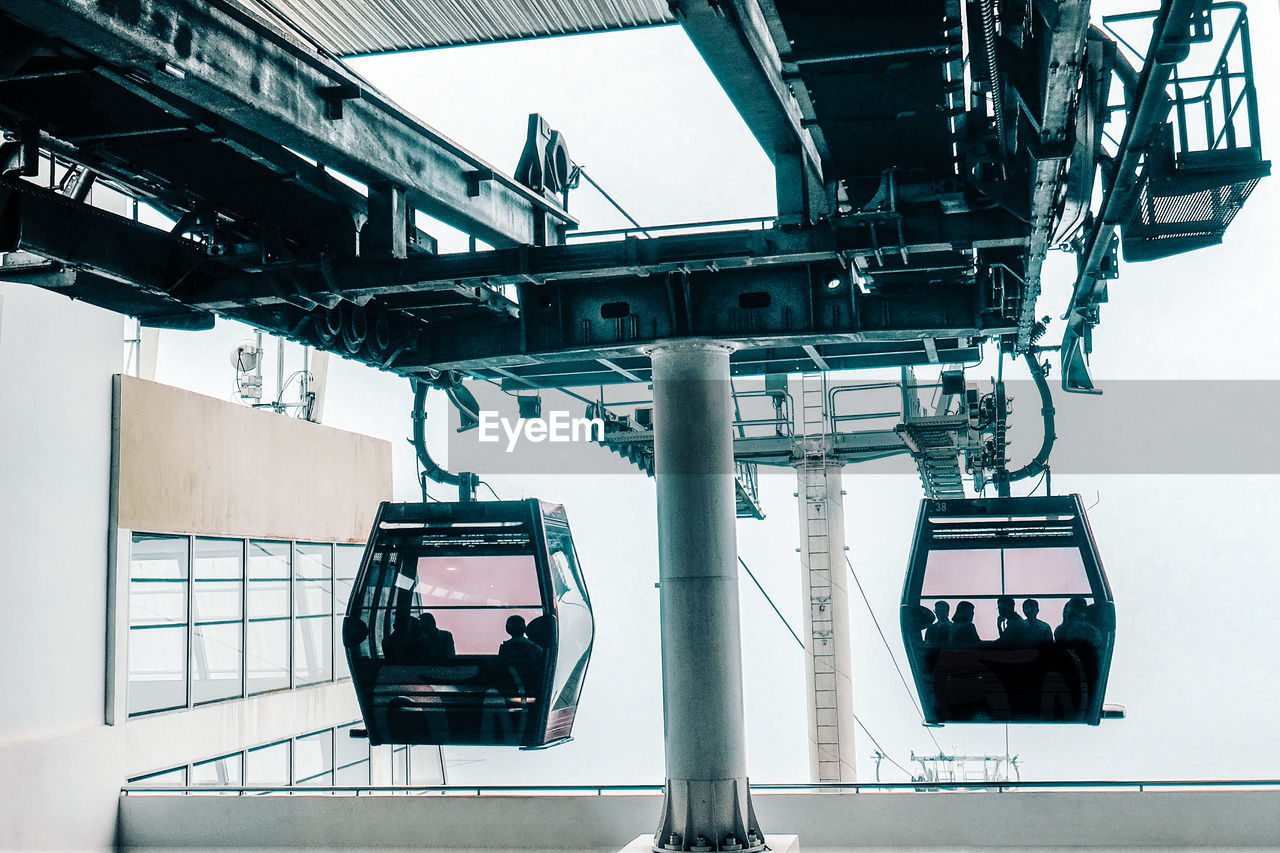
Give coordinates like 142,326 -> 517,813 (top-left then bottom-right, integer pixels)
0,0 -> 1271,849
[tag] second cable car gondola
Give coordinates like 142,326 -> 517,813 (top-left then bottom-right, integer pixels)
343,499 -> 593,748
900,494 -> 1115,725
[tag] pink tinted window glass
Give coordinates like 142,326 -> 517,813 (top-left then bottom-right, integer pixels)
415,555 -> 540,607
1002,548 -> 1091,596
422,607 -> 542,656
920,549 -> 1000,596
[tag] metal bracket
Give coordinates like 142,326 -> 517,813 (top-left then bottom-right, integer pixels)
318,83 -> 362,120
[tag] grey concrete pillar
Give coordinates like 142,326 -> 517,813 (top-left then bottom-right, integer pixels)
649,342 -> 763,853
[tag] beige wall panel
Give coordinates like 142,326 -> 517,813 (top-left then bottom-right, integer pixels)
116,375 -> 391,542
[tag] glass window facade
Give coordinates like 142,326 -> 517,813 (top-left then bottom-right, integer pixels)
128,534 -> 364,716
294,544 -> 333,686
247,540 -> 291,696
128,535 -> 189,715
127,723 -> 444,792
246,740 -> 291,787
193,538 -> 243,704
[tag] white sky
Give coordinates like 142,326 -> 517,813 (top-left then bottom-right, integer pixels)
153,2 -> 1280,785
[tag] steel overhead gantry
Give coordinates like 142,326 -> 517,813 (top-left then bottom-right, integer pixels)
0,0 -> 1269,850
0,0 -> 576,340
0,0 -> 574,247
1059,0 -> 1269,393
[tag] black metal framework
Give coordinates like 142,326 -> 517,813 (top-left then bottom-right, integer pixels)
899,495 -> 1115,725
1060,0 -> 1269,393
344,500 -> 593,748
1111,2 -> 1268,262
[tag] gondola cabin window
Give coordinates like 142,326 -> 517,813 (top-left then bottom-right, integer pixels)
918,545 -> 1094,641
400,554 -> 542,655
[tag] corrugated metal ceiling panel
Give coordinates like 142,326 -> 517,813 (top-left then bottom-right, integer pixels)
238,0 -> 674,56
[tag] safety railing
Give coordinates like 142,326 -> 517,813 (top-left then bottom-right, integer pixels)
564,215 -> 776,242
122,779 -> 1280,797
730,387 -> 793,439
1104,3 -> 1261,159
827,381 -> 903,431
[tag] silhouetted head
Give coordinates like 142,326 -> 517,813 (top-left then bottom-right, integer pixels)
505,614 -> 527,638
1065,596 -> 1089,621
997,595 -> 1016,617
420,612 -> 438,633
933,601 -> 951,621
1022,599 -> 1040,619
954,601 -> 975,623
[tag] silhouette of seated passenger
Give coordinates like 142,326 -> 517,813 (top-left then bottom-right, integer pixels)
994,595 -> 1032,646
923,601 -> 952,646
1023,598 -> 1054,646
383,615 -> 421,663
499,615 -> 543,665
416,612 -> 456,663
1055,596 -> 1103,648
525,614 -> 554,649
949,600 -> 980,646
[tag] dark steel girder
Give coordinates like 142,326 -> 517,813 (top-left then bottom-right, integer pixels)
400,265 -> 1001,373
177,208 -> 1029,310
2,156 -> 1015,388
443,338 -> 987,385
1016,0 -> 1092,344
0,175 -> 225,295
0,0 -> 575,248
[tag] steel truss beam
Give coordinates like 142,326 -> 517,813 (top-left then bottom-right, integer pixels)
0,0 -> 575,248
177,209 -> 1028,309
0,165 -> 1004,381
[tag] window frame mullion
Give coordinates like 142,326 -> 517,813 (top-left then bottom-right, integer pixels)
185,535 -> 194,710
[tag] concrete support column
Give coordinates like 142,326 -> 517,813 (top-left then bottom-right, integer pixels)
794,461 -> 857,783
649,343 -> 764,853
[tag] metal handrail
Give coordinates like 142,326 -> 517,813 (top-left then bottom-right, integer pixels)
728,388 -> 793,437
121,779 -> 1280,797
828,382 -> 904,430
565,215 -> 775,241
589,388 -> 794,439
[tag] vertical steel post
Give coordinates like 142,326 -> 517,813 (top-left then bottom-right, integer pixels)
794,461 -> 857,782
649,342 -> 764,853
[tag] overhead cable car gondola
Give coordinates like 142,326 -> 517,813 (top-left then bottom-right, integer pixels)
344,378 -> 593,748
900,494 -> 1115,725
344,499 -> 594,747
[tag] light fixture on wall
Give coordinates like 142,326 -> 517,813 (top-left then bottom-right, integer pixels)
231,340 -> 262,402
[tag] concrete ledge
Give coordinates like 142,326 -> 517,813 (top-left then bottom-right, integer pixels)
118,790 -> 1280,850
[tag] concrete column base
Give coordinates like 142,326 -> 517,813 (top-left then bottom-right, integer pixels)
624,832 -> 796,853
652,777 -> 765,852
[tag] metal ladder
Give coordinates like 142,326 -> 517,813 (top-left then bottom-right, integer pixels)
798,372 -> 843,781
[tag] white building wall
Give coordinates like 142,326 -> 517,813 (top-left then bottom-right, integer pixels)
0,284 -> 121,740
0,285 -> 377,850
0,283 -> 125,848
